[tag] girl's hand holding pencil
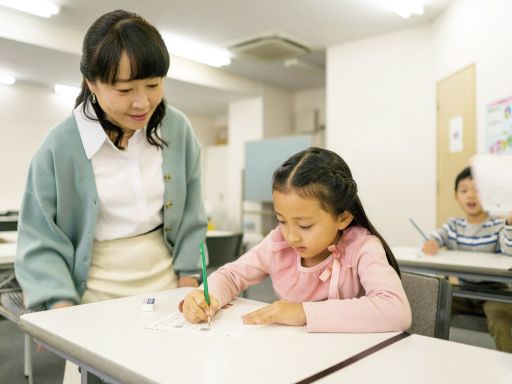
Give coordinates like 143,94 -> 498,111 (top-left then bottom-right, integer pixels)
182,289 -> 221,324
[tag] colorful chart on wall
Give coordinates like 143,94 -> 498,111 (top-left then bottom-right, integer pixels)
486,95 -> 512,154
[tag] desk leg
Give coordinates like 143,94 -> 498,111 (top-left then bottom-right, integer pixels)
24,334 -> 33,384
81,367 -> 88,384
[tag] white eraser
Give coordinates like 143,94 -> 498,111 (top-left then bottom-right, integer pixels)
140,297 -> 155,312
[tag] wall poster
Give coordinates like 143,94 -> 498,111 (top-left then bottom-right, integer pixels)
486,95 -> 512,154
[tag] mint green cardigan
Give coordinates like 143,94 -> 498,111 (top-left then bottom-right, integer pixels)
15,105 -> 207,310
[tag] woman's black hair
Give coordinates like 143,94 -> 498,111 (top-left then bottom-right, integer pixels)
272,147 -> 401,277
75,9 -> 169,149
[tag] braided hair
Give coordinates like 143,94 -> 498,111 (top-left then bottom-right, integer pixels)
272,147 -> 401,276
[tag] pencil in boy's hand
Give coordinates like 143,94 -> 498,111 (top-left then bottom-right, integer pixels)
409,218 -> 429,241
199,242 -> 211,328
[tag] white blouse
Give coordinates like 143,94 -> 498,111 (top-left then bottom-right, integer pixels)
74,104 -> 164,241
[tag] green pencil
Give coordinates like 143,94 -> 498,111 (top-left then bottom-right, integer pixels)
200,242 -> 211,327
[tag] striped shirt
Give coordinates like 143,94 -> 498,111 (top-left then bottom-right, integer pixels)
429,217 -> 512,256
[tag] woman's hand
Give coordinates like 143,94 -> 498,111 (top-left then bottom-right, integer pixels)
181,289 -> 220,324
242,301 -> 306,326
422,239 -> 439,255
37,300 -> 75,351
49,300 -> 75,310
178,276 -> 199,288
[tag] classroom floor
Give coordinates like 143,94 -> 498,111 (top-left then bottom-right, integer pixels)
0,281 -> 500,383
0,318 -> 65,383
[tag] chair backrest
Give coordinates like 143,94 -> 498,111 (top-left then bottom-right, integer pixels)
401,272 -> 452,339
205,233 -> 243,271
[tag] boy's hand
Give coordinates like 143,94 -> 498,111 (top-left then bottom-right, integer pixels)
181,289 -> 220,324
422,239 -> 439,255
242,301 -> 306,326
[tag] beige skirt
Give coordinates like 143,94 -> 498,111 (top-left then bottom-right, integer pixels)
82,227 -> 178,304
64,228 -> 178,383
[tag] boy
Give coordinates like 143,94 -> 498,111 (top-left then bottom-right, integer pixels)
422,166 -> 512,353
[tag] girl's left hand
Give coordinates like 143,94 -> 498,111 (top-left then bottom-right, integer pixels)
242,301 -> 306,326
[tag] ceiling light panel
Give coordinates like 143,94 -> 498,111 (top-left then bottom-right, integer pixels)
0,0 -> 60,18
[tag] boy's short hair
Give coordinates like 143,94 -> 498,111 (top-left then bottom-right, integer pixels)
455,166 -> 472,191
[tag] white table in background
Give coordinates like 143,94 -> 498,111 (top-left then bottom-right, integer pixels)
206,230 -> 237,237
0,242 -> 16,265
393,246 -> 512,303
20,288 -> 402,384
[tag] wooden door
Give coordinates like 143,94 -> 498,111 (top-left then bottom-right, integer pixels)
436,64 -> 476,226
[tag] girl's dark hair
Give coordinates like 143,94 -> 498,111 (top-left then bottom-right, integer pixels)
75,9 -> 169,149
272,147 -> 401,277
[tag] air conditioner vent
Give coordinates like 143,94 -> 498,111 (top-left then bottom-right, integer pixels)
229,35 -> 310,61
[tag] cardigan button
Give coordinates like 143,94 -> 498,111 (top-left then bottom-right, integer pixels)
164,225 -> 172,232
165,201 -> 173,209
164,174 -> 171,181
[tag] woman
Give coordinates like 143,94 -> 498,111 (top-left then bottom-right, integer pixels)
16,9 -> 206,311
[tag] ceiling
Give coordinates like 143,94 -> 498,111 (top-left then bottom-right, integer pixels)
0,0 -> 455,115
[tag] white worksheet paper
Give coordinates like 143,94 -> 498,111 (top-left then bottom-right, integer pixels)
472,154 -> 512,215
144,298 -> 267,337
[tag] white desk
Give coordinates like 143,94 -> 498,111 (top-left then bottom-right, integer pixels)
20,288 -> 401,384
0,242 -> 16,265
206,230 -> 237,237
320,333 -> 512,384
0,230 -> 17,243
393,246 -> 512,303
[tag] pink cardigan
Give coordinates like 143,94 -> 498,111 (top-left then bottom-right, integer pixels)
207,226 -> 411,333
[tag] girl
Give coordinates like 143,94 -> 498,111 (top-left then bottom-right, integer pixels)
182,147 -> 411,332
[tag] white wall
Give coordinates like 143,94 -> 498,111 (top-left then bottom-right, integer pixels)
187,114 -> 217,147
327,26 -> 436,247
204,145 -> 229,229
294,87 -> 326,129
186,112 -> 221,202
432,0 -> 512,152
294,87 -> 326,145
0,82 -> 75,211
327,0 -> 512,247
262,86 -> 293,138
226,98 -> 264,230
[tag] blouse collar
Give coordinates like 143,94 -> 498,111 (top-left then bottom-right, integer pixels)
73,101 -> 108,160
